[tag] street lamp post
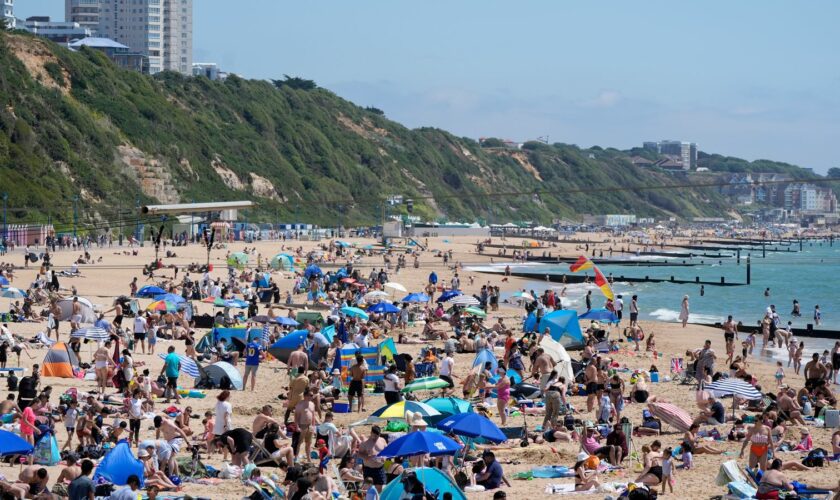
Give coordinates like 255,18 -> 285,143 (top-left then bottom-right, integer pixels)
72,195 -> 79,238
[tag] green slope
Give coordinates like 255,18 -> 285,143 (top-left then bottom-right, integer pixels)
0,32 -> 814,232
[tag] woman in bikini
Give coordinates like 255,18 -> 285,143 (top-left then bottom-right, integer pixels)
608,374 -> 625,422
684,423 -> 724,455
493,365 -> 511,426
740,418 -> 773,471
573,452 -> 601,492
635,440 -> 664,488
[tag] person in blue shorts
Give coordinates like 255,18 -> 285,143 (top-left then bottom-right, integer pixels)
243,340 -> 262,392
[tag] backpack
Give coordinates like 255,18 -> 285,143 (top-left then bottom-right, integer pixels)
803,448 -> 828,467
219,375 -> 232,390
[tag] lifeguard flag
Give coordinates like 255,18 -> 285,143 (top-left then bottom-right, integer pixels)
569,256 -> 594,272
593,267 -> 615,301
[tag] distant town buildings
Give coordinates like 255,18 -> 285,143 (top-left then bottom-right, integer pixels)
65,0 -> 99,31
97,0 -> 192,75
192,62 -> 228,81
2,0 -> 14,29
643,140 -> 698,170
583,214 -> 637,227
22,17 -> 92,43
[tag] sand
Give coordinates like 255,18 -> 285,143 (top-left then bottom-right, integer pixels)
1,234 -> 837,499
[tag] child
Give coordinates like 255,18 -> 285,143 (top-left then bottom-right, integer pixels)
597,388 -> 613,424
363,476 -> 379,500
680,442 -> 693,470
62,400 -> 78,451
661,447 -> 675,494
202,410 -> 215,452
316,439 -> 330,472
775,361 -> 785,387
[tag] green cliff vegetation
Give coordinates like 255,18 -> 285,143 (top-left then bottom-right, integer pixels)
0,32 -> 822,232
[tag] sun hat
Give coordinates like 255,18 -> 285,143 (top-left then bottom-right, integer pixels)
331,368 -> 340,375
406,410 -> 428,428
138,449 -> 149,458
577,451 -> 589,461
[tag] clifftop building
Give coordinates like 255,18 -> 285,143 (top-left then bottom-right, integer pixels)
97,0 -> 192,75
65,0 -> 100,31
2,0 -> 14,29
643,140 -> 698,170
22,16 -> 92,44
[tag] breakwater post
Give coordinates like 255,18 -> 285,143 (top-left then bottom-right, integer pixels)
746,255 -> 751,285
737,248 -> 741,265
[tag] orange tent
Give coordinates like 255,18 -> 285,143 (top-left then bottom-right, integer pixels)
42,342 -> 79,378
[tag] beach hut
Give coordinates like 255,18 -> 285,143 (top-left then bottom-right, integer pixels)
380,468 -> 465,500
41,342 -> 79,378
94,441 -> 144,487
538,310 -> 584,350
199,362 -> 244,390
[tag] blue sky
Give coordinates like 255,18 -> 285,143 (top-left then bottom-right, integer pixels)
18,1 -> 840,172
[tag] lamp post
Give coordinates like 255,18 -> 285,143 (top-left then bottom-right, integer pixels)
72,195 -> 79,238
2,192 -> 7,245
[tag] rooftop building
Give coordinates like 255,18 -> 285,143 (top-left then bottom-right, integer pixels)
22,16 -> 92,44
643,140 -> 698,170
2,0 -> 14,29
69,36 -> 149,74
65,0 -> 100,32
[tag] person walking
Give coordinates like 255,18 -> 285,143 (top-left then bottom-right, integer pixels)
679,296 -> 690,328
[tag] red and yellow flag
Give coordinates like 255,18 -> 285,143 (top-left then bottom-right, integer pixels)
569,255 -> 614,301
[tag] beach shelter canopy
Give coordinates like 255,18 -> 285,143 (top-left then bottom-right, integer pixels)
578,308 -> 620,324
538,336 -> 574,382
368,302 -> 399,314
436,413 -> 506,443
378,431 -> 462,458
295,311 -> 323,325
253,272 -> 271,288
0,429 -> 33,456
372,400 -> 441,420
42,342 -> 79,378
472,349 -> 498,374
94,441 -> 144,487
380,468 -> 466,500
136,285 -> 166,298
202,361 -> 244,390
647,402 -> 693,433
227,252 -> 249,269
33,433 -> 60,466
0,287 -> 25,299
56,297 -> 96,323
538,310 -> 584,350
304,264 -> 323,279
270,253 -> 295,271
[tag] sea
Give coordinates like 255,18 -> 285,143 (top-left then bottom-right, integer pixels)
466,239 -> 840,363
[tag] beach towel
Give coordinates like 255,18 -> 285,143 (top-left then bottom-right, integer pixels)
727,480 -> 756,499
531,466 -> 572,479
544,482 -> 625,495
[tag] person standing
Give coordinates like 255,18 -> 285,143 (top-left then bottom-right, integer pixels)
814,305 -> 822,326
614,295 -> 623,324
382,365 -> 402,405
585,291 -> 592,312
630,295 -> 639,327
439,351 -> 455,397
348,354 -> 367,413
679,296 -> 690,328
160,346 -> 181,403
293,388 -> 317,462
358,426 -> 387,493
243,339 -> 263,392
133,313 -> 148,354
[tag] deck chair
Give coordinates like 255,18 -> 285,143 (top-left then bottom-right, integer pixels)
331,461 -> 360,496
249,440 -> 283,467
414,362 -> 435,378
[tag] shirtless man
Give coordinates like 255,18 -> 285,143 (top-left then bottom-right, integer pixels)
49,301 -> 62,339
94,341 -> 115,398
288,344 -> 309,379
348,355 -> 368,413
0,393 -> 19,416
778,388 -> 807,426
357,426 -> 387,493
584,358 -> 600,413
294,388 -> 317,462
70,297 -> 82,332
531,348 -> 556,393
55,454 -> 82,487
286,372 -> 309,423
252,405 -> 281,438
803,353 -> 827,386
14,466 -> 49,498
153,415 -> 190,474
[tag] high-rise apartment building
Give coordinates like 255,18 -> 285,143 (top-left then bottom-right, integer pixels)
642,140 -> 698,170
97,0 -> 191,75
2,0 -> 14,29
65,0 -> 100,31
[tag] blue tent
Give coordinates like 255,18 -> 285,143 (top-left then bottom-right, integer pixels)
267,330 -> 317,369
523,312 -> 537,332
201,361 -> 244,390
94,441 -> 144,486
538,310 -> 585,350
472,349 -> 498,373
578,308 -> 619,324
304,264 -> 323,279
401,293 -> 430,303
253,272 -> 271,288
368,303 -> 400,314
0,429 -> 33,456
380,468 -> 465,500
136,285 -> 166,298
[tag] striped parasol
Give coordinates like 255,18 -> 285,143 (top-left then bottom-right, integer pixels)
647,401 -> 693,432
703,378 -> 763,400
71,327 -> 110,342
157,353 -> 200,378
447,295 -> 480,306
261,322 -> 272,346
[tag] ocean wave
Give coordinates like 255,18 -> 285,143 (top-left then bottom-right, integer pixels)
648,308 -> 723,324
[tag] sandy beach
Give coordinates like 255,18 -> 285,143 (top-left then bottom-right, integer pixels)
1,233 -> 837,499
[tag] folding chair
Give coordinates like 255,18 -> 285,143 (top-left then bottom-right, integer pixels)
331,461 -> 360,496
249,440 -> 282,467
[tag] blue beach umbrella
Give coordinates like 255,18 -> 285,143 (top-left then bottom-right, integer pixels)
0,276 -> 8,286
377,431 -> 462,458
153,293 -> 186,304
436,413 -> 506,443
538,310 -> 584,349
304,264 -> 323,279
368,303 -> 400,314
275,317 -> 300,327
578,308 -> 619,324
436,290 -> 461,303
136,285 -> 166,298
401,293 -> 430,303
0,429 -> 33,456
422,397 -> 473,417
341,306 -> 369,321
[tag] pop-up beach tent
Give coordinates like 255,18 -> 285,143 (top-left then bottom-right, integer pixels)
199,361 -> 244,390
42,342 -> 79,378
538,310 -> 585,350
56,297 -> 96,323
94,441 -> 144,486
380,467 -> 465,500
267,330 -> 317,369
